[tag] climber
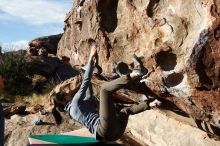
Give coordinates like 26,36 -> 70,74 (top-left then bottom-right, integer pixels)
51,39 -> 161,142
0,75 -> 4,146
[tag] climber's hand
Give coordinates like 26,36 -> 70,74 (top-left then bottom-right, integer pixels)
149,99 -> 162,108
89,43 -> 97,61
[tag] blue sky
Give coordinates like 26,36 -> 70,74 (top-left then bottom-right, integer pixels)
0,0 -> 73,52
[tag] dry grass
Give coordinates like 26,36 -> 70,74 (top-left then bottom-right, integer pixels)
15,93 -> 49,106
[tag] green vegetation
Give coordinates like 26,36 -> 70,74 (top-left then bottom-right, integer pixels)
15,93 -> 48,106
0,50 -> 33,96
0,50 -> 55,105
0,51 -> 54,93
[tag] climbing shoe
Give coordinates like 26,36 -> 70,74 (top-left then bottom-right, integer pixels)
132,54 -> 148,77
115,61 -> 131,76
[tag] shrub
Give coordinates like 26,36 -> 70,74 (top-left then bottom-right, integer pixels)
0,51 -> 33,96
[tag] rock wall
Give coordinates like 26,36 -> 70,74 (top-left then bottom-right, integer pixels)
58,0 -> 220,129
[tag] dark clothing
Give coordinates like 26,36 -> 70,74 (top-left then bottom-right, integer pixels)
97,75 -> 130,141
0,103 -> 4,146
97,75 -> 150,141
65,59 -> 150,141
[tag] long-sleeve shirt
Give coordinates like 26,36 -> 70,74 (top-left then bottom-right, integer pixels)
64,60 -> 100,136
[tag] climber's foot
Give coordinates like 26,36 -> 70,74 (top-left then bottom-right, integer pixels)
132,54 -> 147,77
149,99 -> 162,108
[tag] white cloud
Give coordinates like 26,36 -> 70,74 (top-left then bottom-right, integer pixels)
1,40 -> 29,52
0,0 -> 72,25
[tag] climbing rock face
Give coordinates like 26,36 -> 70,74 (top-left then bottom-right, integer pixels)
58,0 -> 220,128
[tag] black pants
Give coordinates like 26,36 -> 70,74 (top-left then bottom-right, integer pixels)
97,75 -> 150,141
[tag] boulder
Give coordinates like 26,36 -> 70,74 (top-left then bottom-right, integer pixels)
48,75 -> 82,99
27,56 -> 80,82
127,109 -> 220,146
4,105 -> 26,118
29,34 -> 63,56
57,0 -> 220,129
25,104 -> 44,114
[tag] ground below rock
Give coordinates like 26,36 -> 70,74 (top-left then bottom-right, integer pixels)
127,109 -> 220,146
4,112 -> 82,146
4,108 -> 142,146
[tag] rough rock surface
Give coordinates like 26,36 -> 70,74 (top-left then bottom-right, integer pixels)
4,112 -> 82,146
26,34 -> 79,82
48,75 -> 82,99
127,109 -> 220,146
57,0 -> 220,129
4,105 -> 26,118
29,34 -> 62,56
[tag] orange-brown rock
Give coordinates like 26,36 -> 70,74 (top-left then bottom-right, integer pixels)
25,104 -> 44,114
57,0 -> 220,128
48,75 -> 82,101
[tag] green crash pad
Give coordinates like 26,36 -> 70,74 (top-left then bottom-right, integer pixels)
28,134 -> 98,145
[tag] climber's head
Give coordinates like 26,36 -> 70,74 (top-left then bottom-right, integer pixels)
55,91 -> 72,106
50,92 -> 74,125
49,76 -> 82,124
51,91 -> 73,113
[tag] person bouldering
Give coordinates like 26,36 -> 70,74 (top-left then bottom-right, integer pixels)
51,39 -> 161,142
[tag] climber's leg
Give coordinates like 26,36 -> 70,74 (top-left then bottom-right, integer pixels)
96,75 -> 132,141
